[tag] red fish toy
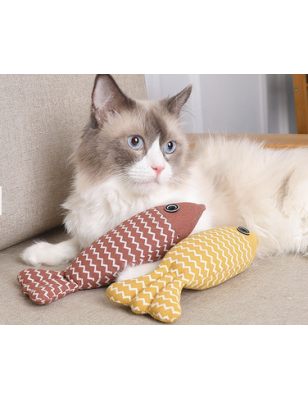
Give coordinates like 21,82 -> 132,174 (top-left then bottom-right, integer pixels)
17,202 -> 205,305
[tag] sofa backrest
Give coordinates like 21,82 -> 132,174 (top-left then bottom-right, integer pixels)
0,74 -> 147,251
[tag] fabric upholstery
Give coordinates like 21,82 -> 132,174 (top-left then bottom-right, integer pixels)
0,74 -> 147,251
2,226 -> 308,325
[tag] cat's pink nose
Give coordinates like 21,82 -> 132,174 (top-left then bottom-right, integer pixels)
152,165 -> 165,176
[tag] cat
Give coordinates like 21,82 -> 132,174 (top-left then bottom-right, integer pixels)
22,74 -> 308,281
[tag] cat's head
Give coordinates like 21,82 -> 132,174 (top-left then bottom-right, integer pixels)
75,74 -> 193,195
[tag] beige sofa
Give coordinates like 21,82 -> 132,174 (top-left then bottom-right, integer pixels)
1,74 -> 308,325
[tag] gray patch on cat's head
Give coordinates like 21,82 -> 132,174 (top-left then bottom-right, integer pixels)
90,74 -> 136,129
74,75 -> 193,191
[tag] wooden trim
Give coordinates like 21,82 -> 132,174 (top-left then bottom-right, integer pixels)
293,74 -> 308,134
188,133 -> 308,149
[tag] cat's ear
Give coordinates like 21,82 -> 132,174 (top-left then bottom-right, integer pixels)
91,74 -> 134,127
165,84 -> 192,116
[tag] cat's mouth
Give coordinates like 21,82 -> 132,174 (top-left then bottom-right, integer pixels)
127,165 -> 172,193
140,177 -> 162,187
131,176 -> 165,194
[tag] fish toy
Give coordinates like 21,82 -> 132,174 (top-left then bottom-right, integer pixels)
106,226 -> 258,323
17,202 -> 206,304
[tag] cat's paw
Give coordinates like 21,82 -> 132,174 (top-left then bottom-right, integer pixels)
21,240 -> 78,267
22,242 -> 62,267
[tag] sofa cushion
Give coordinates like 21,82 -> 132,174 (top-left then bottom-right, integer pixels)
0,74 -> 147,251
3,226 -> 308,324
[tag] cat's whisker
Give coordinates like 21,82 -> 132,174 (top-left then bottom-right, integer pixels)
182,104 -> 195,120
170,178 -> 187,190
167,114 -> 186,132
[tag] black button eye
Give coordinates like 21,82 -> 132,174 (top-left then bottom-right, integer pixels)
164,204 -> 180,213
237,226 -> 250,235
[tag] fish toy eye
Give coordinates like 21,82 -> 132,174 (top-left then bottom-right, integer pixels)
128,136 -> 144,150
164,140 -> 176,154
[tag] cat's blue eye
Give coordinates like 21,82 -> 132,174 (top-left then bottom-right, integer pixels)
164,141 -> 176,154
128,136 -> 144,150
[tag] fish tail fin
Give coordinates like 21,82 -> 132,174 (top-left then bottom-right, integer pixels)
106,264 -> 169,306
107,263 -> 186,322
148,279 -> 185,323
129,267 -> 178,315
17,268 -> 79,304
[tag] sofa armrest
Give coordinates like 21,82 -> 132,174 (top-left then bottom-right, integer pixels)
0,74 -> 147,251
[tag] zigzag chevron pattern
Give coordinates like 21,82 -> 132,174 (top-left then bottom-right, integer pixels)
17,269 -> 79,304
17,203 -> 206,305
106,227 -> 258,323
65,208 -> 178,289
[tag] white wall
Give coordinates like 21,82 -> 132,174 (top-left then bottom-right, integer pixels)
145,74 -> 297,134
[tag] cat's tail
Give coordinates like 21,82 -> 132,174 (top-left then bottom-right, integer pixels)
17,268 -> 79,304
106,264 -> 185,322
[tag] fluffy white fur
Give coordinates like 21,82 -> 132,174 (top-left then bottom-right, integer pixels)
22,134 -> 308,281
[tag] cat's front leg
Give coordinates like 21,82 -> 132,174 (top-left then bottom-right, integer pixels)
21,237 -> 81,267
116,260 -> 160,282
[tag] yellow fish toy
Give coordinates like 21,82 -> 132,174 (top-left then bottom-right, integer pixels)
106,226 -> 258,323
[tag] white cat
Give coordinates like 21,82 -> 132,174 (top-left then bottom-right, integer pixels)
22,74 -> 308,281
